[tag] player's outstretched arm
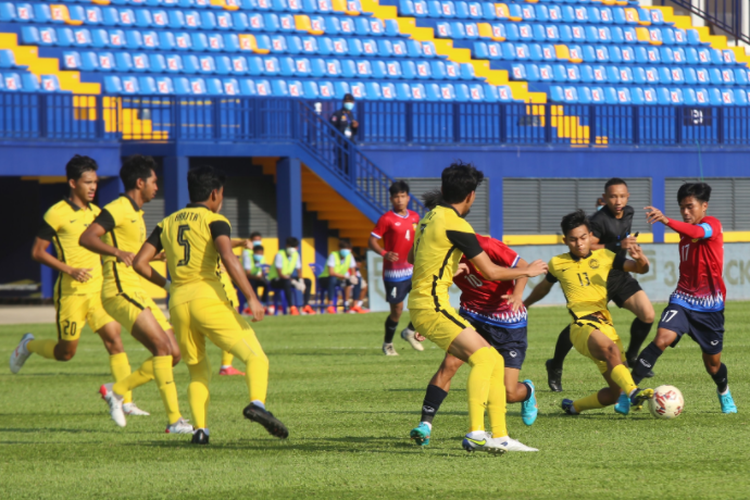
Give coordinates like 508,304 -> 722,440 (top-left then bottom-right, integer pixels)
646,206 -> 707,239
523,279 -> 554,308
216,235 -> 264,322
470,252 -> 548,282
622,244 -> 650,275
31,237 -> 92,283
80,222 -> 135,267
133,242 -> 167,288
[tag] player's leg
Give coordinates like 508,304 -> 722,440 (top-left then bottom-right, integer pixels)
631,305 -> 688,385
621,290 -> 656,372
704,352 -> 736,413
19,294 -> 86,369
546,325 -> 572,392
383,299 -> 403,356
689,310 -> 736,413
219,350 -> 245,376
410,353 -> 463,445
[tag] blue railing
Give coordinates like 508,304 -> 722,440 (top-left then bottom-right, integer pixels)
660,0 -> 749,45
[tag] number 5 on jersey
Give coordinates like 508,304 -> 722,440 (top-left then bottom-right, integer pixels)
177,224 -> 191,266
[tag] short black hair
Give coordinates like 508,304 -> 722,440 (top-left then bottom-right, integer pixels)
285,237 -> 299,247
339,238 -> 352,249
389,180 -> 410,196
441,161 -> 484,204
422,189 -> 443,210
250,231 -> 262,239
66,155 -> 98,181
120,155 -> 157,190
678,182 -> 712,204
253,245 -> 264,252
344,93 -> 354,102
561,209 -> 591,237
187,165 -> 226,203
604,178 -> 628,191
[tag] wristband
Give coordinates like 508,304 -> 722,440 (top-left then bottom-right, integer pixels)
163,279 -> 172,293
380,249 -> 387,257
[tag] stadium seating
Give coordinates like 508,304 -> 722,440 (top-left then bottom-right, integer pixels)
0,0 -> 748,103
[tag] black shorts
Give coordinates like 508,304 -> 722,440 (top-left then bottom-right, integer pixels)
607,270 -> 642,308
658,303 -> 725,355
464,317 -> 528,370
383,279 -> 411,304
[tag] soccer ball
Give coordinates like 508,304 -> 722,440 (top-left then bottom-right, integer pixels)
648,385 -> 684,419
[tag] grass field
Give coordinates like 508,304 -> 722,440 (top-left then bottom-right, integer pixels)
1,302 -> 749,499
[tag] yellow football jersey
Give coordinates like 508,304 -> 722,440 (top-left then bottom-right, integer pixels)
219,264 -> 239,308
37,199 -> 103,295
95,195 -> 147,297
149,203 -> 233,308
408,204 -> 483,311
546,248 -> 626,323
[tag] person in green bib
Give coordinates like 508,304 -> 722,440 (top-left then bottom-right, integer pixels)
268,237 -> 315,315
242,243 -> 269,306
318,238 -> 361,314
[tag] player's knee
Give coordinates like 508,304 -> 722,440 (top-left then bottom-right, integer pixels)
653,335 -> 671,351
641,307 -> 655,324
56,348 -> 76,362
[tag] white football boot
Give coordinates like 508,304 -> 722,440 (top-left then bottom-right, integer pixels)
99,383 -> 127,427
382,343 -> 398,356
401,328 -> 424,351
166,417 -> 194,434
9,333 -> 34,374
123,402 -> 150,416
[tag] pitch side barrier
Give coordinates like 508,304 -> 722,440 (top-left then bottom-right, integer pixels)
366,242 -> 750,311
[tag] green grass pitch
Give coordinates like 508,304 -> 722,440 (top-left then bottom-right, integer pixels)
1,302 -> 749,499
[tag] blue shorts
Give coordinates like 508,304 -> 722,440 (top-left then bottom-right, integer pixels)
383,279 -> 411,305
658,303 -> 725,355
464,316 -> 528,370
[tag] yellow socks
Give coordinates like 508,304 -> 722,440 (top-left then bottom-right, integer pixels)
27,339 -> 57,360
113,357 -> 155,397
187,358 -> 211,430
153,355 -> 182,425
611,364 -> 638,395
230,335 -> 269,404
486,349 -> 508,438
221,351 -> 234,368
466,347 -> 497,433
573,393 -> 606,413
109,353 -> 133,404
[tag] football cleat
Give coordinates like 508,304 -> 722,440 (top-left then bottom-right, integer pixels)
521,379 -> 538,426
494,436 -> 538,452
561,398 -> 577,415
382,343 -> 398,356
166,417 -> 194,434
302,305 -> 316,315
461,432 -> 506,454
9,333 -> 34,374
410,423 -> 431,446
219,366 -> 245,376
630,388 -> 654,410
719,389 -> 738,414
401,328 -> 424,351
99,383 -> 127,428
545,359 -> 563,392
192,428 -> 210,445
123,402 -> 150,416
614,392 -> 631,415
243,403 -> 289,439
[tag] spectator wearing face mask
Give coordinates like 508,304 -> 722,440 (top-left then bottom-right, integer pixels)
267,237 -> 315,315
318,238 -> 364,314
329,94 -> 358,175
242,242 -> 269,307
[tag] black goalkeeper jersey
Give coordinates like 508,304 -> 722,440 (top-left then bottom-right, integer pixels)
589,205 -> 634,257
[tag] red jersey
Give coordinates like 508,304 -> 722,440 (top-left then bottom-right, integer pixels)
456,235 -> 527,328
371,209 -> 421,282
669,215 -> 725,312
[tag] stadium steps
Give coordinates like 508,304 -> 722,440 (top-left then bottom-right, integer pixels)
0,32 -> 99,93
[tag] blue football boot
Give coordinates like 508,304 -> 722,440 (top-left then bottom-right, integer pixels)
521,379 -> 538,426
410,422 -> 431,446
719,389 -> 738,414
614,392 -> 631,415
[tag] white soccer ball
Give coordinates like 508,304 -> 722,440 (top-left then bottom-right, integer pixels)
648,385 -> 684,419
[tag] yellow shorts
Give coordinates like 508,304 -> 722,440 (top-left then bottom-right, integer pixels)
170,297 -> 258,365
570,320 -> 626,374
103,290 -> 171,334
410,306 -> 472,352
55,291 -> 115,341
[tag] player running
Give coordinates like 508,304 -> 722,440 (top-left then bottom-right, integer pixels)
410,219 -> 539,447
525,210 -> 654,416
546,179 -> 656,392
10,155 -> 149,416
368,181 -> 422,356
632,183 -> 737,413
133,165 -> 288,444
80,155 -> 191,433
408,163 -> 546,453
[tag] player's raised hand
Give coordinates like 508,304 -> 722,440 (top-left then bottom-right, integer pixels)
645,206 -> 668,225
69,267 -> 93,282
525,259 -> 548,277
116,250 -> 136,267
384,251 -> 399,263
628,243 -> 643,260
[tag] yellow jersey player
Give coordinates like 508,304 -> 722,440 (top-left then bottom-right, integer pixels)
80,155 -> 191,434
11,156 -> 148,416
133,165 -> 288,445
524,209 -> 654,416
407,162 -> 547,454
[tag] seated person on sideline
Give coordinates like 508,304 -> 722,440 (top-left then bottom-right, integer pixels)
318,238 -> 363,314
268,237 -> 315,315
242,243 -> 269,307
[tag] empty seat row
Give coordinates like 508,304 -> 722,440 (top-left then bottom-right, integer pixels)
511,63 -> 749,86
549,85 -> 749,105
63,50 -> 476,79
51,0 -> 363,15
474,41 -> 737,66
